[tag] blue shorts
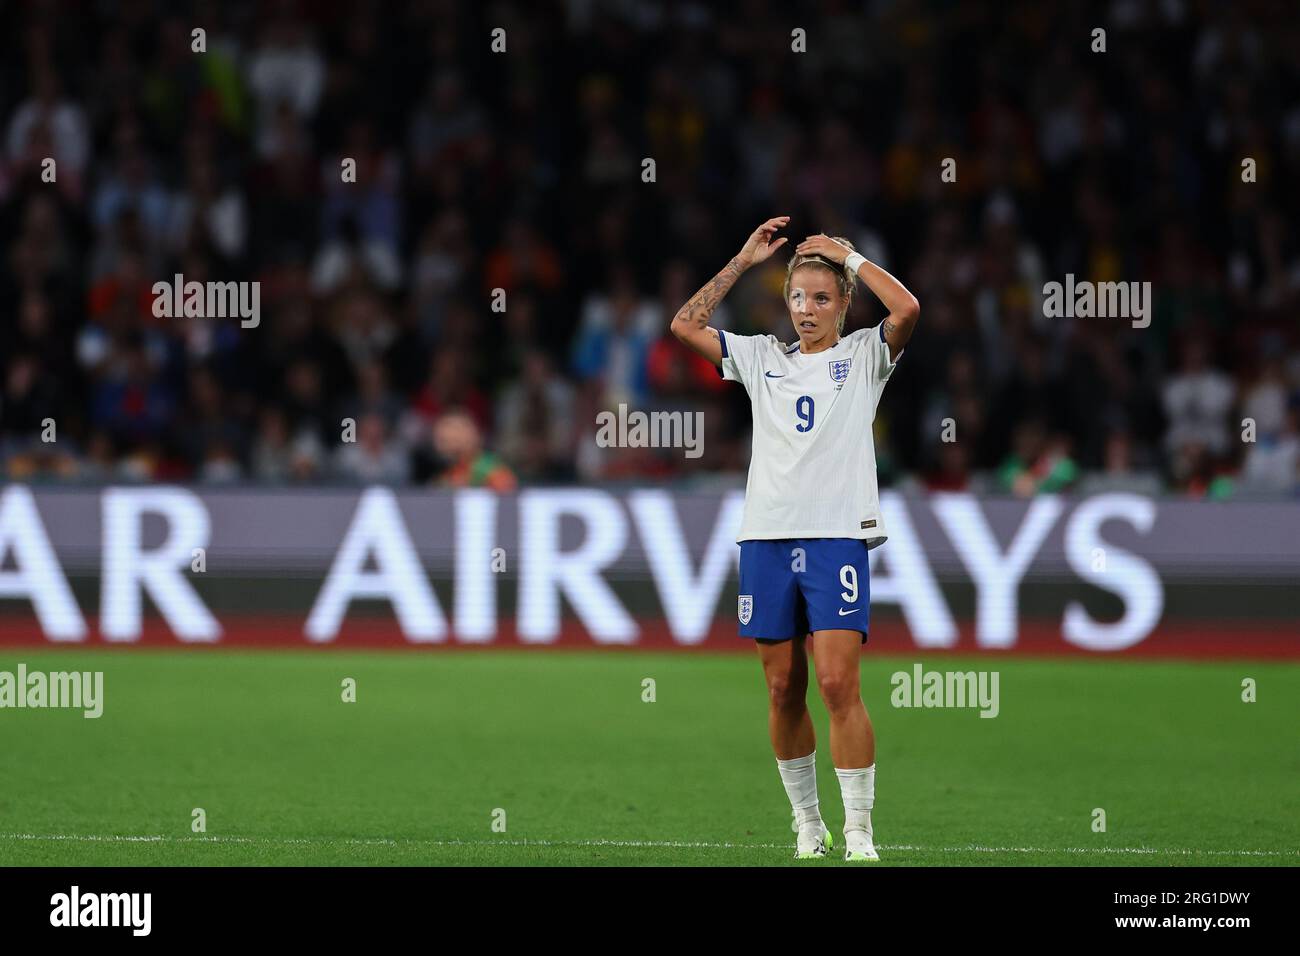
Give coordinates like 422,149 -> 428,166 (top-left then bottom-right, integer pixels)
737,538 -> 871,642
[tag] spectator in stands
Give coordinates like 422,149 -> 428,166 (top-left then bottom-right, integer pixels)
496,351 -> 576,483
997,419 -> 1079,497
1162,337 -> 1236,466
333,411 -> 407,483
431,409 -> 516,492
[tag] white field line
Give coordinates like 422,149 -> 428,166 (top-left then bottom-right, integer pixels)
0,833 -> 1295,858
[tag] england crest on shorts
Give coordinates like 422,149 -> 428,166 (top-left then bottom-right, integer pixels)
738,594 -> 754,625
829,357 -> 852,383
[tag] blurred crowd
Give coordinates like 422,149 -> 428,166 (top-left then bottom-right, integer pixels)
2,0 -> 1298,498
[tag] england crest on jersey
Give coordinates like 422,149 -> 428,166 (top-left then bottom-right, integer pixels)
829,357 -> 852,383
738,594 -> 754,625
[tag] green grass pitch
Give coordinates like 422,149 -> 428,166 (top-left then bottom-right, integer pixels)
1,649 -> 1296,866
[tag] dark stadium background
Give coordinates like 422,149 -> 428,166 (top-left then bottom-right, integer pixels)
0,0 -> 1297,652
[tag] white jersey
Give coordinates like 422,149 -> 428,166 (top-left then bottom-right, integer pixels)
719,325 -> 901,546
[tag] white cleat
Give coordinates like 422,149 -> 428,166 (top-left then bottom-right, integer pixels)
843,827 -> 879,861
794,823 -> 834,859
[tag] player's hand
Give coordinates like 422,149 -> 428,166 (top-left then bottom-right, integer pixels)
736,217 -> 790,269
794,234 -> 851,265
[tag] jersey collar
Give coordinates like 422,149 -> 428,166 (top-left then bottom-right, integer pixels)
787,337 -> 843,356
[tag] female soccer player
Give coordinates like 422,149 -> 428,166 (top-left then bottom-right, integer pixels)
670,216 -> 919,861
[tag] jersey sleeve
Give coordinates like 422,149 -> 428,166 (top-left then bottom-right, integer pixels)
717,331 -> 769,390
868,321 -> 902,384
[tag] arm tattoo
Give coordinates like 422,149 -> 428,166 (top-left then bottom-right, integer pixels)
681,257 -> 745,329
883,319 -> 898,339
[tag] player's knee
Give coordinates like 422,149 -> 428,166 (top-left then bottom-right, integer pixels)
816,671 -> 861,714
766,673 -> 805,713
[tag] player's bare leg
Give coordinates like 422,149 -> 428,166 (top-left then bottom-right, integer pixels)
811,630 -> 874,765
812,629 -> 879,861
756,636 -> 814,758
756,637 -> 831,858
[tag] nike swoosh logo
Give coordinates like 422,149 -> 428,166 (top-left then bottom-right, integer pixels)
765,371 -> 785,378
838,607 -> 860,616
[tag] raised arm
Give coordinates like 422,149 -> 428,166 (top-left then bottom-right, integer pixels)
794,234 -> 920,361
671,216 -> 790,365
852,255 -> 920,361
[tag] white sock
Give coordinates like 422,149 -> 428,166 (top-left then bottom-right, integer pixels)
835,764 -> 875,833
776,751 -> 824,830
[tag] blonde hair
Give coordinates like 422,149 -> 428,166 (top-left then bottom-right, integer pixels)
781,236 -> 857,334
